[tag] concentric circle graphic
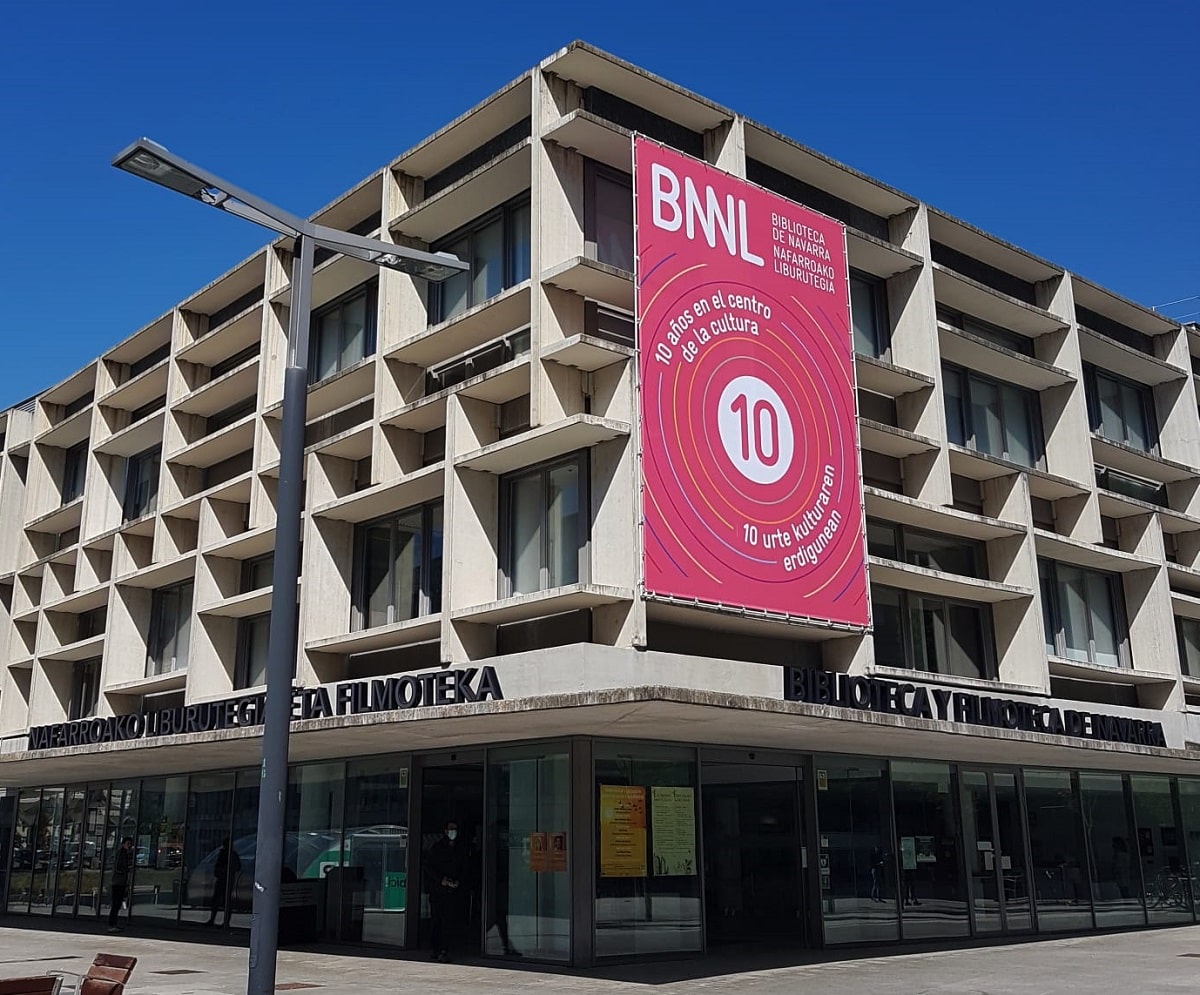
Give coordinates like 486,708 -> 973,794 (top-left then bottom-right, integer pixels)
636,140 -> 868,627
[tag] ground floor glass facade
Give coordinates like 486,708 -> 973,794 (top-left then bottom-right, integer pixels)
2,737 -> 1199,964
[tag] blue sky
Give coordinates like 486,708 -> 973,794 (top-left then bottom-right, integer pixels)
0,0 -> 1196,407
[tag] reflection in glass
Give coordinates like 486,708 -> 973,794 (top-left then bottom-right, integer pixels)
279,758 -> 340,888
1024,770 -> 1092,931
27,788 -> 64,917
1080,773 -> 1144,927
547,463 -> 580,588
486,745 -> 571,961
131,777 -> 187,924
1179,779 -> 1200,923
509,473 -> 542,595
342,759 -> 409,946
101,782 -> 138,927
1131,775 -> 1191,925
892,761 -> 968,938
961,771 -> 1001,933
54,786 -> 88,915
993,773 -> 1032,931
181,773 -> 235,926
9,789 -> 40,913
227,769 -> 260,931
851,275 -> 883,358
815,758 -> 897,944
594,744 -> 700,956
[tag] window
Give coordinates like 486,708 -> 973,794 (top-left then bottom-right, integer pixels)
209,342 -> 259,379
128,343 -> 170,379
502,453 -> 586,596
1084,365 -> 1156,453
498,394 -> 531,440
147,581 -> 193,677
425,329 -> 530,395
354,502 -> 443,630
235,614 -> 271,689
1039,559 -> 1128,668
61,441 -> 86,505
68,659 -> 101,721
1177,617 -> 1200,678
866,520 -> 985,578
851,272 -> 889,358
1094,465 -> 1167,506
943,365 -> 1043,468
584,162 -> 634,272
205,397 -> 254,434
129,395 -> 166,423
77,607 -> 105,641
309,280 -> 377,385
123,446 -> 160,521
871,584 -> 995,680
63,392 -> 93,417
584,301 -> 635,346
937,306 -> 1033,356
429,196 -> 531,324
242,554 -> 274,593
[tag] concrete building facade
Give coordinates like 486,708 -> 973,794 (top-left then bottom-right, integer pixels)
1,41 -> 1199,964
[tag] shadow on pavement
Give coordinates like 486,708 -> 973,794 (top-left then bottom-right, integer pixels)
0,915 -> 1115,987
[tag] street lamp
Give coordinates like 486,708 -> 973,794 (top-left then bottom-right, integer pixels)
113,138 -> 466,995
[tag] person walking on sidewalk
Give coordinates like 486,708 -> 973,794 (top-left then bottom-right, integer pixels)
107,837 -> 133,933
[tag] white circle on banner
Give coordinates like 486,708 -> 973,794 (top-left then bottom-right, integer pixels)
716,375 -> 794,485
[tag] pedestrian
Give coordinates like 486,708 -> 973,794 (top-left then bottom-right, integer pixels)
207,835 -> 240,927
426,821 -> 467,962
107,836 -> 133,933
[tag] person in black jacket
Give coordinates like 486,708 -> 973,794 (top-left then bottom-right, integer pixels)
207,836 -> 241,927
426,822 -> 468,962
107,837 -> 133,933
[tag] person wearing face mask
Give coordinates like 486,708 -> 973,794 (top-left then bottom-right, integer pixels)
426,821 -> 467,962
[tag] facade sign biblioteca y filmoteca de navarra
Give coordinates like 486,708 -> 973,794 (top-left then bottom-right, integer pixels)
783,666 -> 1168,748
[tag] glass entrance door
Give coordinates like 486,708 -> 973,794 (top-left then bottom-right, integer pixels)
701,762 -> 805,947
417,759 -> 485,956
960,769 -> 1033,934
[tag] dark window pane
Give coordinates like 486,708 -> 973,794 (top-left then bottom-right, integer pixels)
871,585 -> 905,669
866,520 -> 898,560
1023,770 -> 1092,931
892,761 -> 968,938
1079,773 -> 1144,927
814,758 -> 898,943
472,219 -> 505,303
593,173 -> 634,272
851,275 -> 883,358
547,461 -> 581,588
1130,775 -> 1191,926
508,201 -> 532,284
943,370 -> 965,445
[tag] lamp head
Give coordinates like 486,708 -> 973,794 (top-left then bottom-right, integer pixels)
113,140 -> 214,200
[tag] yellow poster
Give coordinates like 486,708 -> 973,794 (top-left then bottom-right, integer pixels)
651,786 -> 696,876
599,784 -> 647,878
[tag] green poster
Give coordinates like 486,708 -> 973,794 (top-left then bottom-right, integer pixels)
650,786 -> 696,876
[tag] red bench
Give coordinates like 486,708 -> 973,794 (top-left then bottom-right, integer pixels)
48,955 -> 137,995
0,978 -> 62,995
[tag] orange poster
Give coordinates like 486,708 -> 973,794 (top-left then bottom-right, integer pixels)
529,831 -> 549,872
599,784 -> 647,878
550,831 -> 568,872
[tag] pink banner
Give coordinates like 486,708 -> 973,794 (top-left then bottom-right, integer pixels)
635,138 -> 868,627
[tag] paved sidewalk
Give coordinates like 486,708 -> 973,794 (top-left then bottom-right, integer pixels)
0,921 -> 1198,994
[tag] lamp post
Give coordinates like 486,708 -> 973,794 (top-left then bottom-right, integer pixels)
113,139 -> 466,995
